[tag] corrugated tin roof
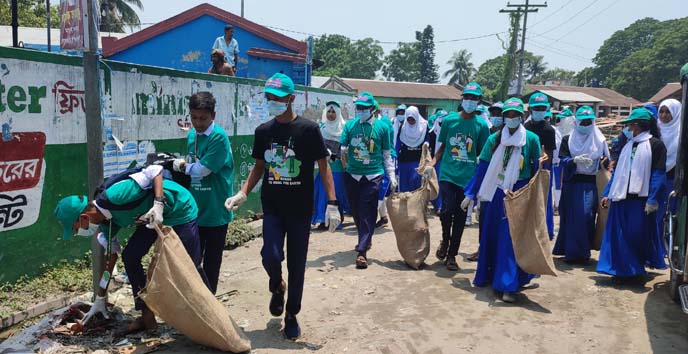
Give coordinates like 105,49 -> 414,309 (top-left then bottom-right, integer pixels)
311,76 -> 330,88
527,84 -> 640,107
537,89 -> 603,103
648,82 -> 681,103
342,79 -> 462,100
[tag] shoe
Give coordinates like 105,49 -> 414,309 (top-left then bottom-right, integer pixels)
465,215 -> 472,226
466,251 -> 479,262
502,292 -> 516,303
317,223 -> 327,230
269,281 -> 286,317
435,241 -> 448,261
356,253 -> 368,269
375,217 -> 389,228
445,256 -> 459,271
284,312 -> 301,340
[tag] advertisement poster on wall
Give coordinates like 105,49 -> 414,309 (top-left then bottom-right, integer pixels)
59,0 -> 89,51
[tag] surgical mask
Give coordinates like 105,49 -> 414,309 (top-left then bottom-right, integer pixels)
622,126 -> 634,139
77,222 -> 100,237
266,100 -> 288,116
489,116 -> 503,127
461,100 -> 479,113
504,117 -> 521,129
576,124 -> 593,135
396,114 -> 405,122
356,109 -> 372,122
531,111 -> 546,122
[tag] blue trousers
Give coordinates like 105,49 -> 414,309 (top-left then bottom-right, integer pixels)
261,213 -> 311,315
122,220 -> 208,310
440,181 -> 469,257
345,174 -> 383,252
199,224 -> 229,295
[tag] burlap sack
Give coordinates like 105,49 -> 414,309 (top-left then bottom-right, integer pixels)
593,169 -> 611,251
503,169 -> 557,276
386,143 -> 439,269
140,226 -> 251,353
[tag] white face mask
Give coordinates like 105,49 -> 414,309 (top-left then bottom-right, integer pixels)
504,117 -> 521,129
396,114 -> 405,122
77,222 -> 100,237
356,109 -> 372,122
266,100 -> 288,116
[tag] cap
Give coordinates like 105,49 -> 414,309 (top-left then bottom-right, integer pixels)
575,105 -> 596,120
620,107 -> 653,123
396,104 -> 407,111
502,97 -> 524,114
476,104 -> 487,113
264,73 -> 295,98
354,92 -> 376,107
556,107 -> 574,118
54,195 -> 88,240
528,93 -> 550,108
463,82 -> 483,97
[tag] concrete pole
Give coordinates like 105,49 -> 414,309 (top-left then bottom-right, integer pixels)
11,0 -> 18,47
515,0 -> 530,97
47,0 -> 51,52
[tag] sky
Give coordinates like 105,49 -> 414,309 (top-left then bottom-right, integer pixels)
133,0 -> 688,82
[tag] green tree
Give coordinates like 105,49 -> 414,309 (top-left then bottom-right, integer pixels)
573,67 -> 594,87
417,25 -> 439,83
0,0 -> 59,29
99,0 -> 143,33
533,67 -> 576,85
382,42 -> 421,82
313,34 -> 383,79
500,12 -> 520,99
474,55 -> 506,101
525,55 -> 547,83
443,49 -> 476,87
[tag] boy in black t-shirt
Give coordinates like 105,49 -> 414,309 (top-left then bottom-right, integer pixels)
225,73 -> 341,340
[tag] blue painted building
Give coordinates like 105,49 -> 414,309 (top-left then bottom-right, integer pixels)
103,3 -> 310,84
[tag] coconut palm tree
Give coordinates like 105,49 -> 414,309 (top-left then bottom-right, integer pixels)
443,49 -> 476,86
99,0 -> 143,33
526,55 -> 547,83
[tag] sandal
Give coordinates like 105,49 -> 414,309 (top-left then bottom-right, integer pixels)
356,255 -> 368,269
466,251 -> 479,262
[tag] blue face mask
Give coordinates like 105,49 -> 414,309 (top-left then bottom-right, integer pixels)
576,124 -> 593,135
504,117 -> 521,129
490,116 -> 503,127
266,100 -> 288,116
356,109 -> 372,122
396,114 -> 405,122
462,100 -> 479,113
530,111 -> 546,121
622,126 -> 634,139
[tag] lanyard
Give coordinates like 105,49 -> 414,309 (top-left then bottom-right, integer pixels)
356,118 -> 376,153
502,146 -> 514,171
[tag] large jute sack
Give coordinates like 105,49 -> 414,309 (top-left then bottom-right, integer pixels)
593,169 -> 611,251
139,226 -> 251,353
386,143 -> 439,269
503,169 -> 557,276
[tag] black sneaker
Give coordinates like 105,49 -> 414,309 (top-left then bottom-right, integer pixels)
375,217 -> 389,228
269,282 -> 286,317
435,241 -> 448,261
445,256 -> 459,271
284,312 -> 301,340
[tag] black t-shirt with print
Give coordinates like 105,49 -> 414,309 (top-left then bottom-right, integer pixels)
525,120 -> 556,152
252,116 -> 328,218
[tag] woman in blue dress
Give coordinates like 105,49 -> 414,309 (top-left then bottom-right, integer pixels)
597,108 -> 667,278
656,99 -> 682,246
396,106 -> 429,192
553,106 -> 609,263
464,98 -> 544,302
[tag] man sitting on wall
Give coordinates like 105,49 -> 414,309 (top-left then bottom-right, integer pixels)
212,24 -> 239,75
209,49 -> 235,76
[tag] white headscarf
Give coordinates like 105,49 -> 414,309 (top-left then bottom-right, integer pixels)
431,111 -> 447,154
399,106 -> 428,148
478,125 -> 527,202
320,103 -> 344,141
608,131 -> 652,201
658,99 -> 682,171
568,119 -> 609,174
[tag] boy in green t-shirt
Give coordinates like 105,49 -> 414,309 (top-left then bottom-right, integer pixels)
172,92 -> 234,295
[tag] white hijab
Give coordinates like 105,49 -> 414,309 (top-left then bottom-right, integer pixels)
399,106 -> 428,148
608,131 -> 652,201
568,119 -> 609,174
431,111 -> 446,154
478,125 -> 527,202
658,99 -> 682,171
320,104 -> 344,141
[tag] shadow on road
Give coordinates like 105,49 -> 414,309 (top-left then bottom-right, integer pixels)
645,281 -> 688,353
553,257 -> 599,274
450,277 -> 552,314
588,272 -> 664,294
242,318 -> 323,352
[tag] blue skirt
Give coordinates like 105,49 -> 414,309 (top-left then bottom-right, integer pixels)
552,164 -> 563,190
399,161 -> 422,193
432,161 -> 442,211
473,180 -> 537,292
553,180 -> 597,260
597,198 -> 667,277
546,173 -> 554,239
312,171 -> 350,225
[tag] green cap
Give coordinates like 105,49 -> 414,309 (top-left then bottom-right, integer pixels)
396,104 -> 407,111
264,73 -> 295,97
528,92 -> 550,108
54,195 -> 88,240
502,97 -> 524,114
681,62 -> 688,79
354,91 -> 376,107
463,82 -> 483,97
476,104 -> 487,113
620,107 -> 653,123
556,107 -> 574,118
575,105 -> 596,120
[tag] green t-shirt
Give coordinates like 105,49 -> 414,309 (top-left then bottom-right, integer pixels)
340,118 -> 392,175
479,130 -> 542,181
103,179 -> 198,237
329,159 -> 344,173
438,113 -> 490,187
378,116 -> 397,158
187,123 -> 234,227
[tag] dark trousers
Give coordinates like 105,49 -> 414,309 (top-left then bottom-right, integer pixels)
122,220 -> 209,311
261,213 -> 311,315
199,224 -> 229,294
439,181 -> 469,257
344,174 -> 383,253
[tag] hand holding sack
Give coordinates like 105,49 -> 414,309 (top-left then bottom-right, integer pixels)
140,200 -> 164,227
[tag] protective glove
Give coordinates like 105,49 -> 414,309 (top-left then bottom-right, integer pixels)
644,202 -> 659,215
224,191 -> 247,211
173,159 -> 187,173
573,154 -> 594,169
325,204 -> 342,232
97,232 -> 122,254
139,200 -> 164,226
82,296 -> 109,325
460,196 -> 473,212
388,174 -> 398,192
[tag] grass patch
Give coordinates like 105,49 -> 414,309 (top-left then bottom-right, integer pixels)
225,216 -> 260,250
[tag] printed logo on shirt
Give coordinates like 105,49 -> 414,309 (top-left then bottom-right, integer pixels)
350,134 -> 374,165
264,140 -> 302,185
448,133 -> 474,162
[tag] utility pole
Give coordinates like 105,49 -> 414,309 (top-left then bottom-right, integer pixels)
500,0 -> 547,96
241,0 -> 245,17
11,0 -> 18,47
47,0 -> 51,52
83,0 -> 105,299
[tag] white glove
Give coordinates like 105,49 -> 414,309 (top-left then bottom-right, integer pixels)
173,159 -> 187,173
139,200 -> 164,226
388,174 -> 398,192
224,191 -> 247,211
460,196 -> 472,212
573,154 -> 594,169
82,296 -> 109,325
325,204 -> 342,232
97,232 -> 122,254
644,202 -> 659,215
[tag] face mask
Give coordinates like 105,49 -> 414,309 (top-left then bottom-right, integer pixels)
531,111 -> 546,122
77,222 -> 100,237
489,116 -> 503,127
504,117 -> 521,129
622,126 -> 634,139
396,114 -> 405,122
356,109 -> 372,122
461,100 -> 479,113
266,100 -> 288,117
576,124 -> 593,135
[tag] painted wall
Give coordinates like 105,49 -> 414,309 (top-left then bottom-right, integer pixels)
107,15 -> 307,83
0,47 -> 352,283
